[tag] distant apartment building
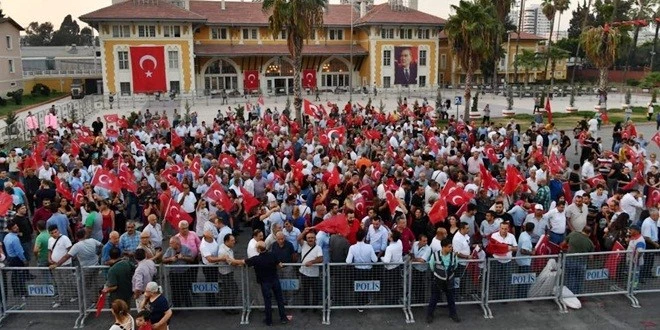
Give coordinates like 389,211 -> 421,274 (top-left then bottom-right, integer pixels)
510,3 -> 552,39
0,16 -> 23,96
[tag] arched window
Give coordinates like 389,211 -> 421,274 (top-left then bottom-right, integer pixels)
204,59 -> 238,91
321,58 -> 350,88
265,60 -> 294,77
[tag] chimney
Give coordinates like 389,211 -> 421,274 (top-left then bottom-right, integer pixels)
221,0 -> 225,10
360,1 -> 367,18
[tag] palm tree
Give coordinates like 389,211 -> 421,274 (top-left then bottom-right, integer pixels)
580,26 -> 620,104
543,46 -> 570,88
623,0 -> 658,80
445,0 -> 498,119
541,0 -> 556,85
488,0 -> 514,88
513,0 -> 526,85
514,49 -> 544,87
262,0 -> 327,123
651,11 -> 660,71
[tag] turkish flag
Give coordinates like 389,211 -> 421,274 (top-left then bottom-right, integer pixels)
585,174 -> 606,187
164,172 -> 184,192
385,191 -> 399,215
131,136 -> 145,152
303,99 -> 324,119
117,118 -> 129,129
130,46 -> 167,93
428,198 -> 448,224
205,166 -> 217,182
314,214 -> 350,237
364,129 -> 382,140
503,165 -> 524,195
158,118 -> 170,129
204,181 -> 234,211
54,176 -> 73,201
302,69 -> 317,89
605,241 -> 626,276
242,154 -> 257,177
483,145 -> 499,163
652,132 -> 660,148
119,166 -> 138,193
190,156 -> 202,177
647,187 -> 660,208
106,128 -> 119,139
532,234 -> 561,271
95,292 -> 107,317
161,164 -> 184,178
70,141 -> 81,158
325,126 -> 346,144
164,198 -> 193,229
218,153 -> 237,169
0,192 -> 11,216
325,166 -> 341,188
548,153 -> 563,175
480,164 -> 500,190
73,191 -> 84,209
240,187 -> 260,212
562,182 -> 573,202
103,114 -> 118,123
91,168 -> 122,193
171,130 -> 183,148
244,70 -> 259,91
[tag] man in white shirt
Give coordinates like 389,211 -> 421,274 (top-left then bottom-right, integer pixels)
47,225 -> 73,308
381,230 -> 404,304
297,228 -> 324,306
619,190 -> 644,224
489,222 -> 518,299
366,218 -> 389,257
581,158 -> 595,179
198,230 -> 220,306
546,201 -> 567,245
247,229 -> 264,258
641,209 -> 660,281
177,183 -> 197,220
523,205 -> 548,244
515,223 -> 534,298
142,214 -> 163,249
430,227 -> 448,253
565,193 -> 588,232
38,162 -> 57,181
589,185 -> 609,209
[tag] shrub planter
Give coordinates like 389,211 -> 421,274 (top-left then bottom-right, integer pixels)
565,106 -> 578,113
469,111 -> 482,120
502,109 -> 515,117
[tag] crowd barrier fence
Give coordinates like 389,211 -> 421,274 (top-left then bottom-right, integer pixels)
0,250 -> 653,327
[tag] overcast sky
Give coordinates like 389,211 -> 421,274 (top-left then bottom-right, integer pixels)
2,0 -> 578,33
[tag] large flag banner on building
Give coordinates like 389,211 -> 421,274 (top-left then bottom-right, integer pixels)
303,69 -> 316,89
130,46 -> 167,93
244,70 -> 260,91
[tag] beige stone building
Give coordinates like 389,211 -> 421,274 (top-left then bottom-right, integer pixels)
0,17 -> 23,96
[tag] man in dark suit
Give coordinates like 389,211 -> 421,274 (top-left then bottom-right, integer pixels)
394,47 -> 418,85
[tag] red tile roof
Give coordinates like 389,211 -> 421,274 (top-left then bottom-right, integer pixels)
80,1 -> 207,23
190,1 -> 356,26
194,44 -> 367,56
438,30 -> 544,40
355,3 -> 445,27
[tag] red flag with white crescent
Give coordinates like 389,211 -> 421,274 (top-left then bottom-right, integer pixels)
90,168 -> 122,193
240,187 -> 260,212
164,198 -> 193,229
204,181 -> 234,211
243,70 -> 260,91
54,176 -> 73,201
302,69 -> 317,89
130,46 -> 167,93
428,198 -> 448,224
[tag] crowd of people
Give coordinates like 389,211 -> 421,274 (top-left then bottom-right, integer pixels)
0,95 -> 657,328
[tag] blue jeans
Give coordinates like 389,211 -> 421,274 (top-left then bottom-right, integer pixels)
565,258 -> 586,295
549,232 -> 565,245
516,265 -> 531,298
260,280 -> 287,325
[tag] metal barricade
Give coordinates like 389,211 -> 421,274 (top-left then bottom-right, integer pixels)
559,250 -> 638,307
327,262 -> 409,324
161,264 -> 246,313
244,263 -> 327,325
485,255 -> 565,317
631,249 -> 660,306
0,266 -> 83,328
79,265 -> 111,328
409,258 -> 488,319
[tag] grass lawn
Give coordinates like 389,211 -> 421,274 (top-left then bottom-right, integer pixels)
0,92 -> 67,118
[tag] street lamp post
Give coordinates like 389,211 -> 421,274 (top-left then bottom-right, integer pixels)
350,0 -> 354,103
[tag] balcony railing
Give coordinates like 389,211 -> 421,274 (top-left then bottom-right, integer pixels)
23,69 -> 102,77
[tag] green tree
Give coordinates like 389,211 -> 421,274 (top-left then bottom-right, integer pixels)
623,0 -> 658,78
444,0 -> 497,119
262,0 -> 327,124
513,49 -> 544,87
652,8 -> 660,70
543,46 -> 570,88
486,0 -> 513,88
24,21 -> 54,46
50,15 -> 81,46
581,26 -> 620,101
